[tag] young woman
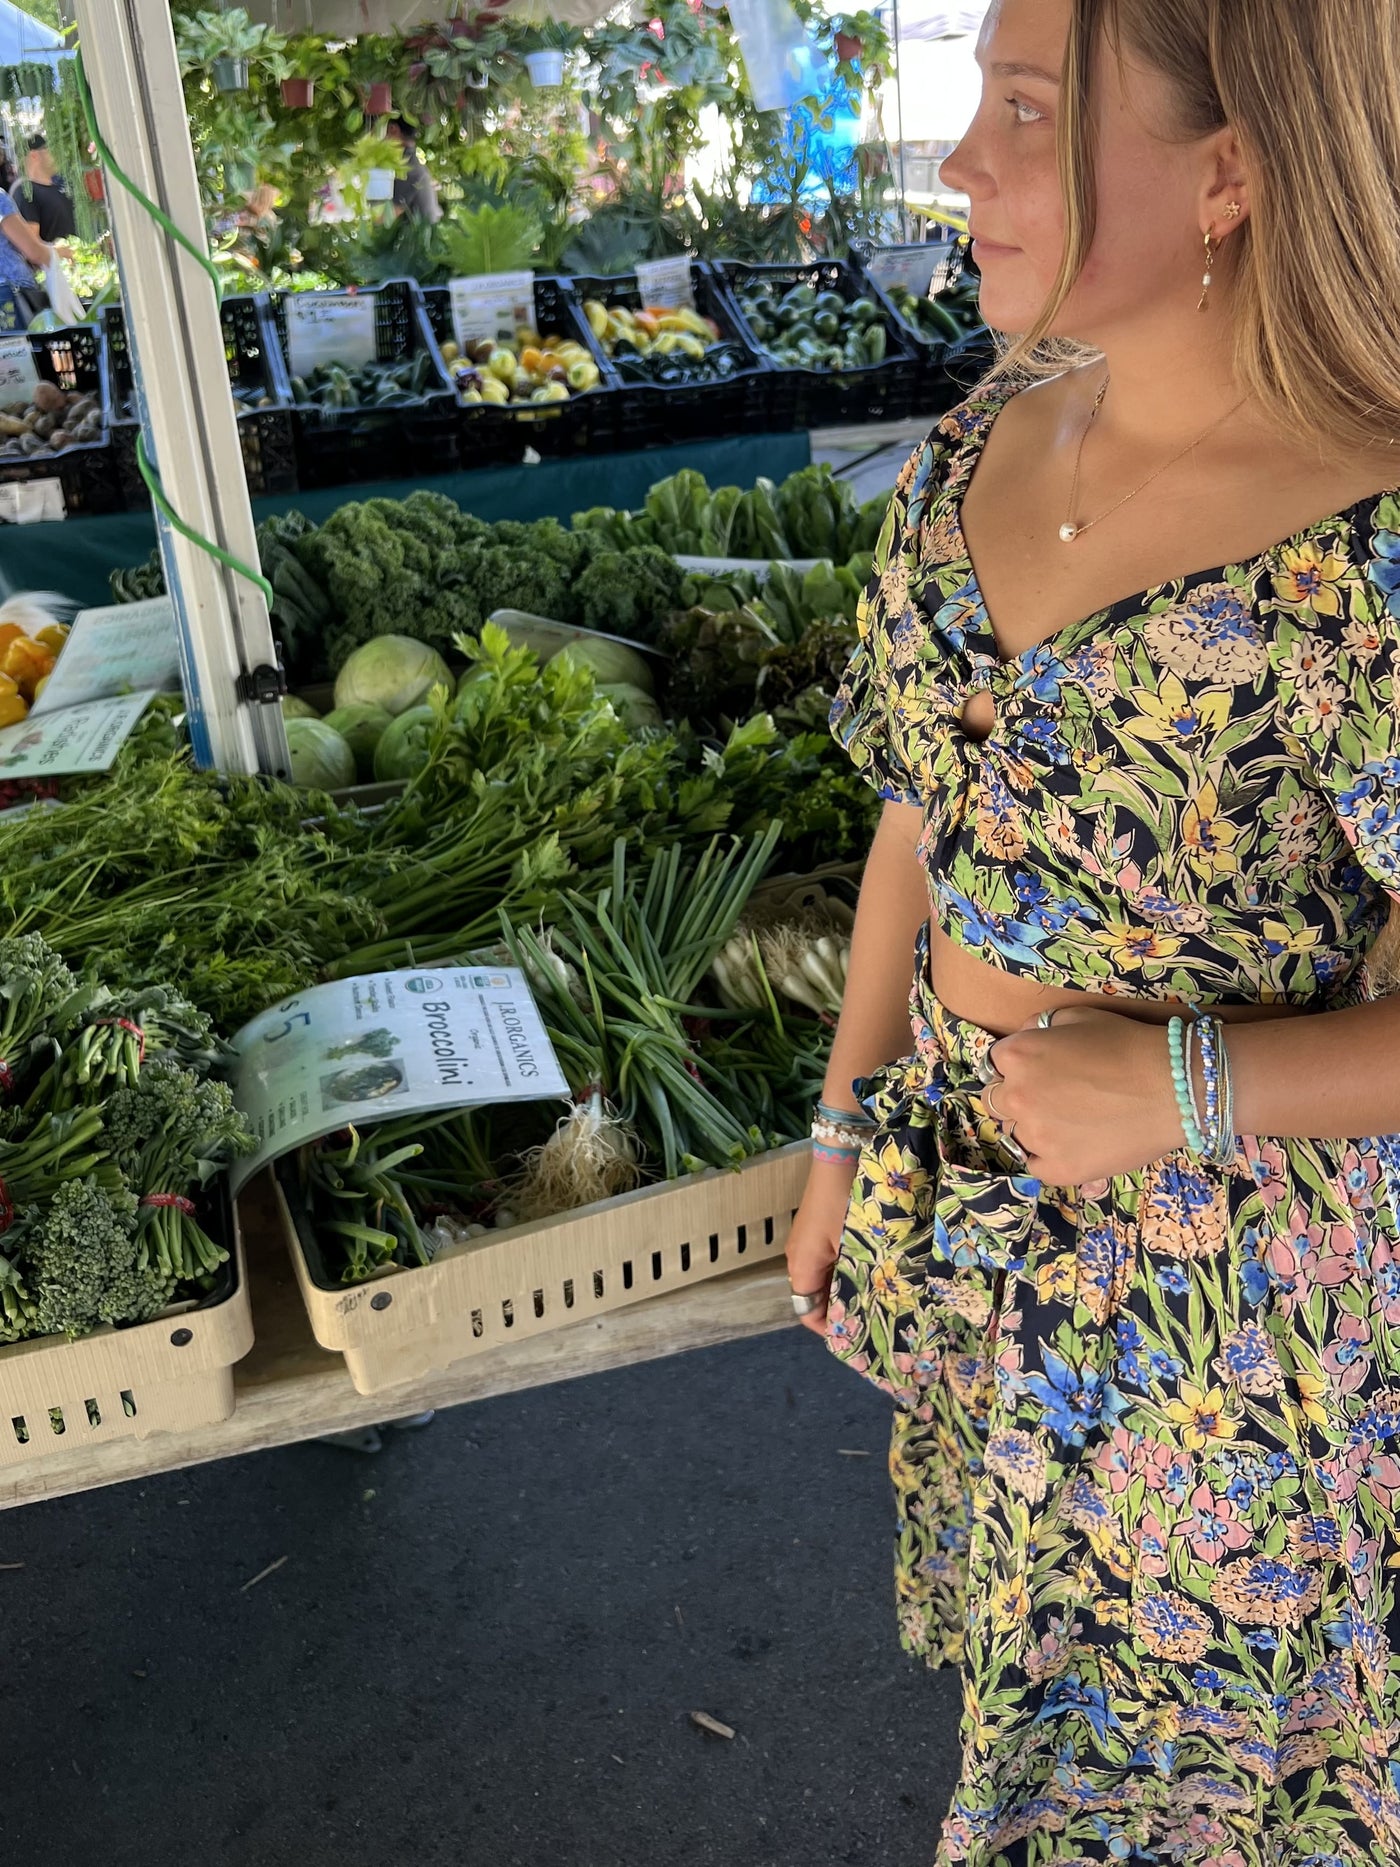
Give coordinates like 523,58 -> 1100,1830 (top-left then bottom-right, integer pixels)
787,1 -> 1400,1860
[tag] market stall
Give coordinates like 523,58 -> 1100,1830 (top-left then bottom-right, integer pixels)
0,0 -> 990,1513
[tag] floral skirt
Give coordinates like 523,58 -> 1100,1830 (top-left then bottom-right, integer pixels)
825,935 -> 1400,1866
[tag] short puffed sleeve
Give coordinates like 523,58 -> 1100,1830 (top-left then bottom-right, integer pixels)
829,429 -> 952,807
1266,505 -> 1400,902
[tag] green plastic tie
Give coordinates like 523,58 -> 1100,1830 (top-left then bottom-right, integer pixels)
137,433 -> 275,610
75,44 -> 273,616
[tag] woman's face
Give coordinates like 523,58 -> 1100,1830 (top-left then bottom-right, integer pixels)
941,0 -> 1216,345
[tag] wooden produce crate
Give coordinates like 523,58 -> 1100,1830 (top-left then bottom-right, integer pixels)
0,1188 -> 253,1468
276,1140 -> 811,1396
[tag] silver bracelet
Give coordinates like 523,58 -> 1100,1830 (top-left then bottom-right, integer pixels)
811,1116 -> 873,1152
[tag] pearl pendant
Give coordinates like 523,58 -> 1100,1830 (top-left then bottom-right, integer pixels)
1059,522 -> 1080,543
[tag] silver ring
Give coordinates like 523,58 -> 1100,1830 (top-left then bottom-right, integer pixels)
1035,1009 -> 1056,1030
983,1078 -> 1006,1120
790,1290 -> 825,1317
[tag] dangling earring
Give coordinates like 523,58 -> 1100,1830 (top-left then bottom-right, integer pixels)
1197,229 -> 1216,312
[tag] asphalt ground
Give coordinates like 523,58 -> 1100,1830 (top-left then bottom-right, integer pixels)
0,1325 -> 961,1867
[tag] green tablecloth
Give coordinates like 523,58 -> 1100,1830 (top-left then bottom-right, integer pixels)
0,433 -> 812,611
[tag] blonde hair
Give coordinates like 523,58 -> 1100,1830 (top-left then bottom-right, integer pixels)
1002,0 -> 1400,457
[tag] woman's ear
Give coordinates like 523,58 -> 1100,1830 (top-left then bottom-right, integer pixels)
1202,129 -> 1251,239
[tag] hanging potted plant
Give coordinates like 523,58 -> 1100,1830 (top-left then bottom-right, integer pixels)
363,80 -> 393,116
403,8 -> 512,119
517,20 -> 579,90
82,167 -> 105,203
175,9 -> 286,98
828,11 -> 892,79
281,74 -> 315,108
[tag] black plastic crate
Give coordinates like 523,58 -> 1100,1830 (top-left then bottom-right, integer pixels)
268,280 -> 460,488
105,294 -> 298,507
854,240 -> 990,412
420,278 -> 619,465
711,259 -> 919,431
539,265 -> 770,449
0,322 -> 121,517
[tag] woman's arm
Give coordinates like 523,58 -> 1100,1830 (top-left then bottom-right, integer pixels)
1,210 -> 46,272
786,800 -> 929,1333
1228,993 -> 1400,1138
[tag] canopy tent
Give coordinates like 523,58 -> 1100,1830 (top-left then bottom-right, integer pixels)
243,0 -> 619,29
0,0 -> 73,70
882,0 -> 987,154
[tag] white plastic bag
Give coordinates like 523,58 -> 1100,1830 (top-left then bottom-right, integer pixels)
42,250 -> 84,327
726,0 -> 830,111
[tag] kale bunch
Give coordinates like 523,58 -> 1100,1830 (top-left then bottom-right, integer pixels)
576,545 -> 685,643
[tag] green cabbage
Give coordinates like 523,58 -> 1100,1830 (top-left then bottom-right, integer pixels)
598,682 -> 663,731
548,636 -> 654,694
323,703 -> 393,781
334,635 -> 454,717
373,704 -> 438,782
282,694 -> 321,721
284,717 -> 357,790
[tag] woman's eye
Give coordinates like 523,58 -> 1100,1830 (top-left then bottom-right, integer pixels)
1006,95 -> 1046,125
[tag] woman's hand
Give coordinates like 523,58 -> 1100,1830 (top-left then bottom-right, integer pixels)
785,1153 -> 859,1336
985,1006 -> 1185,1185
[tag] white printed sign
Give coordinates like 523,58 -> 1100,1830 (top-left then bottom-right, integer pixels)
634,256 -> 696,310
0,690 -> 159,777
0,335 -> 38,403
284,292 -> 377,376
865,247 -> 939,301
31,597 -> 181,715
0,477 -> 63,524
448,271 -> 535,350
228,965 -> 568,1192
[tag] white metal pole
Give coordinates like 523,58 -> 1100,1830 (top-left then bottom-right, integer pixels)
67,0 -> 289,779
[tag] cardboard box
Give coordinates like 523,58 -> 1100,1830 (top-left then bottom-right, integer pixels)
277,1141 -> 811,1395
0,1195 -> 253,1467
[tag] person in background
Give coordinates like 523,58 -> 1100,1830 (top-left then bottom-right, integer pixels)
15,136 -> 75,247
0,179 -> 49,330
385,117 -> 441,224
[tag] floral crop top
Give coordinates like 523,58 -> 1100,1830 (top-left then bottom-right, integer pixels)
831,386 -> 1400,1005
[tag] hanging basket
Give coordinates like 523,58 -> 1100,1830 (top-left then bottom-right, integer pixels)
82,167 -> 105,204
363,81 -> 393,116
280,77 -> 315,108
834,31 -> 863,61
211,55 -> 250,93
365,167 -> 396,203
524,49 -> 566,87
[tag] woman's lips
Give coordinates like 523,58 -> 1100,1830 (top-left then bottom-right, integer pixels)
970,235 -> 1020,258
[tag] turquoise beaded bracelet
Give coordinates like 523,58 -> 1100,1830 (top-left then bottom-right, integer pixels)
1167,1016 -> 1208,1155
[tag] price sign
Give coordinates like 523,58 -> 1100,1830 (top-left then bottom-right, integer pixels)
284,293 -> 377,377
448,272 -> 536,351
634,256 -> 696,310
865,248 -> 938,301
0,477 -> 64,524
0,335 -> 39,404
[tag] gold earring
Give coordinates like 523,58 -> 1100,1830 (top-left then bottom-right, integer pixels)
1223,201 -> 1242,220
1197,229 -> 1216,311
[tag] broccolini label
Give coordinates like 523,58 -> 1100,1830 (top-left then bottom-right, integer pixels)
228,967 -> 566,1192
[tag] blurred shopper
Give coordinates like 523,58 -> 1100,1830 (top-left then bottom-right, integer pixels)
385,118 -> 441,224
14,136 -> 75,246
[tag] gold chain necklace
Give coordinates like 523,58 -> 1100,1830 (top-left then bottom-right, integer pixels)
1059,376 -> 1247,544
